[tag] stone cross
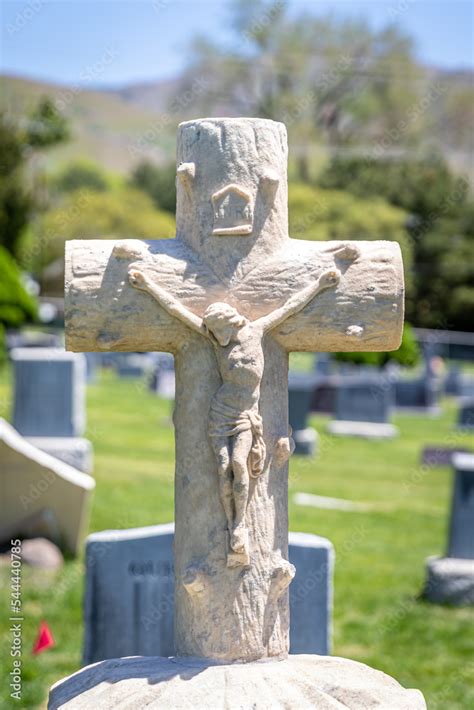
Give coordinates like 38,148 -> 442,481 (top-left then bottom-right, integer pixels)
65,118 -> 404,663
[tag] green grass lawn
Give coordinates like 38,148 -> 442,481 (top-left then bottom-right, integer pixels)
1,365 -> 473,709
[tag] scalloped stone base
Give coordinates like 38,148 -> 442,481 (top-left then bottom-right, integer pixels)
48,654 -> 426,709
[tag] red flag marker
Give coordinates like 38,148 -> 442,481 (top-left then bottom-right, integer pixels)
32,621 -> 55,654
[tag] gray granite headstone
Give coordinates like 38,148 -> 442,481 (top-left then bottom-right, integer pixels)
149,353 -> 176,399
328,376 -> 397,438
335,376 -> 390,423
313,353 -> 332,376
83,524 -> 333,664
421,446 -> 470,468
393,374 -> 439,413
447,453 -> 474,560
115,354 -> 152,378
12,348 -> 86,437
288,531 -> 333,655
83,525 -> 175,662
11,348 -> 91,472
444,367 -> 461,396
423,454 -> 474,605
288,373 -> 318,455
458,397 -> 474,430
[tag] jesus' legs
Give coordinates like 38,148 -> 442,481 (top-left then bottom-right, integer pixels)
230,429 -> 253,552
212,437 -> 234,532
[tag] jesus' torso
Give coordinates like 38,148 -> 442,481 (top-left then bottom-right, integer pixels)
210,323 -> 264,413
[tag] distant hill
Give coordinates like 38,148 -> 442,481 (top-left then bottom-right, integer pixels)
0,74 -> 178,173
1,69 -> 473,179
108,76 -> 181,113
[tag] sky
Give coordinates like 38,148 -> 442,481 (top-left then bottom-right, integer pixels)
1,0 -> 473,87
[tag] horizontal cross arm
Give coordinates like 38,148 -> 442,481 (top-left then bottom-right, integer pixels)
65,238 -> 404,354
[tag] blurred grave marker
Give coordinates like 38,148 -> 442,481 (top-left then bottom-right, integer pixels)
83,524 -> 333,664
423,453 -> 474,605
328,375 -> 397,438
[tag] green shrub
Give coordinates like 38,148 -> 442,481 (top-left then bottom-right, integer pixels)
318,155 -> 473,330
129,161 -> 176,214
23,188 -> 176,274
318,154 -> 468,220
288,183 -> 414,300
54,160 -> 108,193
0,246 -> 37,360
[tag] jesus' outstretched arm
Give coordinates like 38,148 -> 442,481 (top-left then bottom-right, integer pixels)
256,268 -> 341,334
128,268 -> 205,336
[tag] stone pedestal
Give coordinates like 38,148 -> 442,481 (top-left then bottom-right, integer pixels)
48,655 -> 426,710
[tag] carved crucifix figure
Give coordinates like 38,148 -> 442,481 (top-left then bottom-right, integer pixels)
128,265 -> 341,564
65,118 -> 404,663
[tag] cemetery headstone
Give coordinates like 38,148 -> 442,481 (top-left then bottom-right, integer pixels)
444,366 -> 461,396
149,353 -> 176,399
50,118 -> 425,708
11,348 -> 92,473
85,352 -> 101,383
460,375 -> 474,397
288,372 -> 318,455
0,418 -> 94,555
6,331 -> 61,351
447,453 -> 474,560
314,353 -> 332,375
83,524 -> 333,664
423,453 -> 474,605
115,353 -> 152,378
393,372 -> 440,415
310,374 -> 339,414
458,397 -> 474,430
328,375 -> 397,438
421,446 -> 470,467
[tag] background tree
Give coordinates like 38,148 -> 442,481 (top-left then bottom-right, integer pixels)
129,161 -> 176,214
0,97 -> 69,258
0,116 -> 34,256
54,159 -> 108,194
26,188 -> 176,293
0,245 -> 37,361
319,154 -> 473,330
176,0 -> 421,180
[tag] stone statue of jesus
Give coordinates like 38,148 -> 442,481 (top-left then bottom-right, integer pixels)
129,265 -> 341,561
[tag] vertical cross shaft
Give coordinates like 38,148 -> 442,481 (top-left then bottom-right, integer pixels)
174,336 -> 292,660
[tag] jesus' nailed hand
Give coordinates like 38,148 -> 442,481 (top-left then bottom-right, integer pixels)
129,265 -> 340,563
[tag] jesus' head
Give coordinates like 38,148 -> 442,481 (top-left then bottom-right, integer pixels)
202,302 -> 248,346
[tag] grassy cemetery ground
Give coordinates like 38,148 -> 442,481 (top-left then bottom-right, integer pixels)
0,365 -> 473,709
